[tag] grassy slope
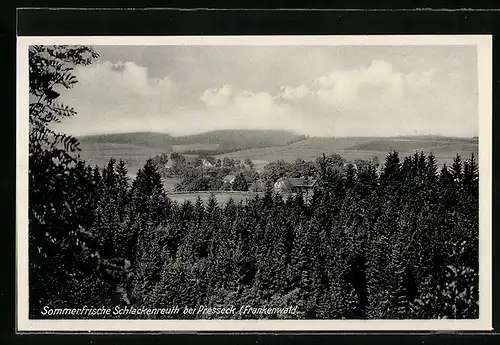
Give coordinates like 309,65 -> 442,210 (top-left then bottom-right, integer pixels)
77,142 -> 170,174
218,136 -> 478,168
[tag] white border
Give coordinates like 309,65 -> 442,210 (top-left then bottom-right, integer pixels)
16,35 -> 493,332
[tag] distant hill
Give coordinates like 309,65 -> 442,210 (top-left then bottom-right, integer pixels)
78,132 -> 175,149
173,129 -> 306,151
343,137 -> 476,152
77,129 -> 305,173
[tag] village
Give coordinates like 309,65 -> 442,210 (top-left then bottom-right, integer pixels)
146,151 -> 360,202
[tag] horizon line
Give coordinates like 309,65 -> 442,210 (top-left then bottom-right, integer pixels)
75,129 -> 478,139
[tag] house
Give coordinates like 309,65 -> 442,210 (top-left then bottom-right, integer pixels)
202,159 -> 214,168
222,174 -> 236,185
274,177 -> 316,195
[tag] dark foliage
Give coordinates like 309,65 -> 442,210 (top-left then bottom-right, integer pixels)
31,150 -> 479,320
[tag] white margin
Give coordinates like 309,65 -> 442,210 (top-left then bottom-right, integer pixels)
16,35 -> 493,332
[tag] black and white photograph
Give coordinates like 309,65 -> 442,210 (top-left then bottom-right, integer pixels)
16,35 -> 492,331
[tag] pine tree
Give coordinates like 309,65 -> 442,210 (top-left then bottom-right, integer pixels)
365,232 -> 392,318
380,150 -> 400,190
354,160 -> 378,199
232,172 -> 249,191
345,162 -> 357,190
462,153 -> 479,198
91,158 -> 120,257
451,154 -> 463,186
423,152 -> 439,202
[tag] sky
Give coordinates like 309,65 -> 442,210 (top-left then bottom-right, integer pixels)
53,44 -> 478,137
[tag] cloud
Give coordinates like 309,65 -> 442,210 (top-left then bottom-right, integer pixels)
72,60 -> 176,107
54,58 -> 477,137
274,60 -> 476,137
197,85 -> 298,132
56,61 -> 179,135
307,60 -> 431,109
278,85 -> 311,102
200,84 -> 234,108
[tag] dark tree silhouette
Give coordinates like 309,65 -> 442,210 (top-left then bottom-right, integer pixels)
232,172 -> 249,191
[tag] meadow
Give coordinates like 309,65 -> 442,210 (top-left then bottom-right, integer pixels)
77,141 -> 168,175
218,136 -> 478,169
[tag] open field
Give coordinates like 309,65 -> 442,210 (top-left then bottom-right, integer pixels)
78,141 -> 169,174
172,143 -> 220,152
218,136 -> 478,168
165,191 -> 263,205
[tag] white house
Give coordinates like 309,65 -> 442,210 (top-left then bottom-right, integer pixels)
274,177 -> 316,195
202,159 -> 214,168
222,174 -> 236,185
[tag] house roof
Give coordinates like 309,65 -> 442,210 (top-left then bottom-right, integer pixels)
223,175 -> 236,182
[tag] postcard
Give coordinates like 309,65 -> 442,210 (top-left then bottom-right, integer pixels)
16,35 -> 492,332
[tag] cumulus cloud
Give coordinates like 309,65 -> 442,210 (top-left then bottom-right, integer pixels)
82,61 -> 176,106
55,61 -> 179,135
299,60 -> 432,109
274,60 -> 476,137
278,85 -> 311,102
54,57 -> 477,137
200,84 -> 234,108
197,85 -> 299,132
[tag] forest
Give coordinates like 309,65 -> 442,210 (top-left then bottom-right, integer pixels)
28,45 -> 479,320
